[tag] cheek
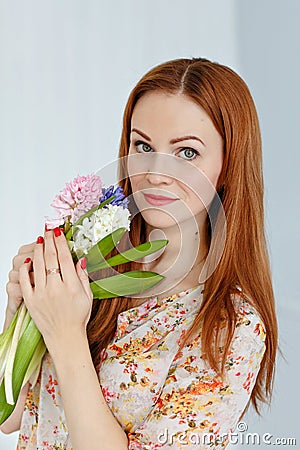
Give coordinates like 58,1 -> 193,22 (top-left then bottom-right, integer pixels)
207,168 -> 223,188
179,166 -> 221,210
201,160 -> 223,186
210,152 -> 224,185
129,174 -> 144,192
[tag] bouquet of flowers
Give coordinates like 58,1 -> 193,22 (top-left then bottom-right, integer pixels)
0,174 -> 167,425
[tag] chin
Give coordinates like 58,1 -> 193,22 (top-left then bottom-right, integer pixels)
140,209 -> 178,229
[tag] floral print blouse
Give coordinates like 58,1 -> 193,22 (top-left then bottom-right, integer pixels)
16,284 -> 266,449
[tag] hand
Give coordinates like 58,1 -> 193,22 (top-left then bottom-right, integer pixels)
4,242 -> 35,329
19,228 -> 93,354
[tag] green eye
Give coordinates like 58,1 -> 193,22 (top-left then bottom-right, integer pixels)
180,148 -> 199,160
141,143 -> 152,152
135,141 -> 152,153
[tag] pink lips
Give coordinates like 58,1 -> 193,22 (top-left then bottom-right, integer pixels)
143,193 -> 179,206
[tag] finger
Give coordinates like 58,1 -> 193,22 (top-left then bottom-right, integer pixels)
44,229 -> 61,285
53,227 -> 77,284
19,259 -> 34,300
76,258 -> 92,299
9,269 -> 20,283
32,235 -> 46,288
9,269 -> 35,286
6,282 -> 23,302
18,242 -> 36,256
13,253 -> 34,271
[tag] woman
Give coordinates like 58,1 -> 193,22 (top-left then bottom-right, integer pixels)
1,57 -> 277,449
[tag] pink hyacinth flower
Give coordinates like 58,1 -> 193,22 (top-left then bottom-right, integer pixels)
45,173 -> 103,229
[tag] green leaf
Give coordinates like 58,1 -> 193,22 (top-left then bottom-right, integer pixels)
0,309 -> 19,364
90,270 -> 164,299
19,309 -> 31,338
86,228 -> 127,272
0,379 -> 14,424
0,319 -> 42,424
95,239 -> 168,270
4,303 -> 27,404
21,338 -> 46,389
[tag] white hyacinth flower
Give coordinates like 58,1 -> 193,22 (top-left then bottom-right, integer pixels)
73,205 -> 131,255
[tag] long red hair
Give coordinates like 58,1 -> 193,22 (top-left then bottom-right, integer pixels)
87,57 -> 278,414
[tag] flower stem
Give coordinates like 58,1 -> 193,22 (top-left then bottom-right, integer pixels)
4,303 -> 27,405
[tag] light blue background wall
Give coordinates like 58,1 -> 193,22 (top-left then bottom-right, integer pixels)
234,2 -> 299,448
0,1 -> 298,448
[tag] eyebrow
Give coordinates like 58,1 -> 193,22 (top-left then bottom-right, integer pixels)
131,128 -> 206,146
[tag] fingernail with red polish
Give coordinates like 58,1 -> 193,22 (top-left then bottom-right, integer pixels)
54,227 -> 61,237
80,257 -> 87,270
36,236 -> 44,244
24,257 -> 31,264
45,224 -> 51,232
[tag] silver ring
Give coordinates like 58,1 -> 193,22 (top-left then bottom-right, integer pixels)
46,267 -> 61,275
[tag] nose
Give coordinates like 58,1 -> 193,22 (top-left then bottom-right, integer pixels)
145,153 -> 174,185
145,169 -> 174,185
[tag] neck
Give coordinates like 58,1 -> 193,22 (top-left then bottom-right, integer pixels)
139,211 -> 209,299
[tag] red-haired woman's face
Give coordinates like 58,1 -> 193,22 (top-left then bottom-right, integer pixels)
127,91 -> 223,230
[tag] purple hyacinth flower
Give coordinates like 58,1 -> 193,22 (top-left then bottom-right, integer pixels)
99,185 -> 129,208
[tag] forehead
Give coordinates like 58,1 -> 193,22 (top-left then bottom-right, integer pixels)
131,91 -> 210,131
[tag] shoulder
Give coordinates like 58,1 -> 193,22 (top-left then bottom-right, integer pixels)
230,286 -> 267,343
224,287 -> 267,371
164,289 -> 266,393
171,287 -> 267,367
